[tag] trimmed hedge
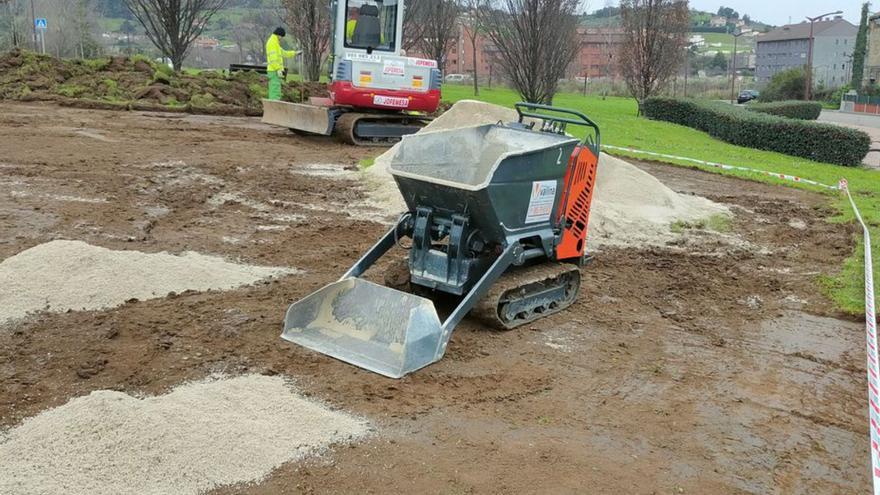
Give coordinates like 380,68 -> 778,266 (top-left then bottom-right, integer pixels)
642,97 -> 870,166
746,100 -> 822,120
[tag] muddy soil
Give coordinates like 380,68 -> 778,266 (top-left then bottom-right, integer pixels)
0,101 -> 869,494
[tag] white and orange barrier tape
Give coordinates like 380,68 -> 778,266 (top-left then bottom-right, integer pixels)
601,144 -> 839,190
840,178 -> 880,494
603,145 -> 878,491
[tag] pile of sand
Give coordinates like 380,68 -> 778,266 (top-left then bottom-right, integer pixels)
364,100 -> 729,249
0,240 -> 296,324
0,375 -> 369,495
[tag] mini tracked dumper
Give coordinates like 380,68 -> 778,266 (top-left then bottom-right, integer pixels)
282,103 -> 600,378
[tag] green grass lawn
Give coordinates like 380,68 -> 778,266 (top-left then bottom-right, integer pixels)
696,33 -> 755,54
441,84 -> 879,314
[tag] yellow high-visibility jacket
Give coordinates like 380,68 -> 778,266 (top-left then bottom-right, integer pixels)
266,34 -> 297,72
346,19 -> 357,41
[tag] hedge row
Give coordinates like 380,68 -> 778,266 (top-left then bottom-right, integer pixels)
642,97 -> 870,166
746,100 -> 822,120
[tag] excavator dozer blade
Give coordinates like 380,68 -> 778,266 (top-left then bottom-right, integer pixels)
261,99 -> 333,135
282,278 -> 444,379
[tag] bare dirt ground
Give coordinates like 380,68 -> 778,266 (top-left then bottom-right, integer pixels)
0,101 -> 870,494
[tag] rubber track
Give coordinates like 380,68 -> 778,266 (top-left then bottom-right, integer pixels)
334,112 -> 431,147
472,262 -> 581,330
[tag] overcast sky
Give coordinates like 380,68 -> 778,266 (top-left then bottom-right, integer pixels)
600,1 -> 863,27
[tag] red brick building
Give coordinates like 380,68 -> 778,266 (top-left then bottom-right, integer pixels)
412,23 -> 625,81
574,27 -> 625,78
444,26 -> 500,78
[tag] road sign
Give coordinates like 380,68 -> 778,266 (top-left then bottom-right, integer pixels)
35,18 -> 47,30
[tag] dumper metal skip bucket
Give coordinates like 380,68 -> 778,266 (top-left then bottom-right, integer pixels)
282,278 -> 445,378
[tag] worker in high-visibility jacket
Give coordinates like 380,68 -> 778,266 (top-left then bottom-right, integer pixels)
265,27 -> 299,101
345,8 -> 359,42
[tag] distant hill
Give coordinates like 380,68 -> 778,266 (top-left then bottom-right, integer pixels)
582,6 -> 773,33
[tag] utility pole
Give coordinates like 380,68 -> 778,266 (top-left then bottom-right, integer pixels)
805,10 -> 843,101
684,42 -> 694,98
730,31 -> 745,104
30,0 -> 37,52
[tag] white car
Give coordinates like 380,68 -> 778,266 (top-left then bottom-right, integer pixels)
444,74 -> 470,83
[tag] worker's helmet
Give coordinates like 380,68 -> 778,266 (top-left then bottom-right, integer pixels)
273,27 -> 286,37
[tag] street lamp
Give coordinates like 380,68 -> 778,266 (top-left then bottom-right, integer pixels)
805,10 -> 843,100
684,41 -> 696,98
729,31 -> 747,104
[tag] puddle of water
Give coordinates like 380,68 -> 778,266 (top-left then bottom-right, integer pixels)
144,205 -> 171,218
74,129 -> 116,143
9,190 -> 108,204
208,192 -> 306,223
291,163 -> 358,179
256,225 -> 288,232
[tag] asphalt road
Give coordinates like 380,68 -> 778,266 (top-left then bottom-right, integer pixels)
820,110 -> 880,169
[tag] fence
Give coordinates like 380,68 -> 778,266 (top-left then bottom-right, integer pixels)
841,94 -> 880,115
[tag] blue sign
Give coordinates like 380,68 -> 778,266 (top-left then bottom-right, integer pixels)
35,18 -> 47,29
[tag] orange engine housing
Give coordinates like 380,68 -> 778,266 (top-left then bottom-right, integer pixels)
555,144 -> 599,261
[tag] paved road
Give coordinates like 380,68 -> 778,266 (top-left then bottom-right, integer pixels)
820,110 -> 880,169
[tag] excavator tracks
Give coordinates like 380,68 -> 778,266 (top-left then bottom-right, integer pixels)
472,263 -> 581,330
335,112 -> 431,146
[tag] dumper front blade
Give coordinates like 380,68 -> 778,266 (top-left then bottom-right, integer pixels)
282,278 -> 444,378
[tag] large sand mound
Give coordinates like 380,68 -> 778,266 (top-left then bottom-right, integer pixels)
0,240 -> 296,324
365,100 -> 729,249
0,375 -> 369,495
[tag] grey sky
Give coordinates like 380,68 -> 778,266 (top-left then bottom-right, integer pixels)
604,1 -> 863,27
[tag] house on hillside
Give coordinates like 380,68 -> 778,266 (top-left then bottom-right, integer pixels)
756,17 -> 857,88
710,16 -> 727,28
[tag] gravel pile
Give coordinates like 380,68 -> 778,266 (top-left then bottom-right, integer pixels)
0,240 -> 296,324
0,375 -> 370,495
364,100 -> 730,249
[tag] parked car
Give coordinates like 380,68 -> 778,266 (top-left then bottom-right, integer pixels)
444,73 -> 471,83
737,90 -> 759,104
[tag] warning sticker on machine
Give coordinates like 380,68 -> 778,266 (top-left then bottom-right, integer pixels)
525,180 -> 557,224
383,60 -> 406,77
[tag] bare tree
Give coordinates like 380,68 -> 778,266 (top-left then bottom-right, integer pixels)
231,9 -> 275,63
460,0 -> 489,95
405,0 -> 458,73
123,0 -> 228,71
281,0 -> 330,81
402,0 -> 427,52
0,0 -> 26,50
479,0 -> 581,104
619,0 -> 689,113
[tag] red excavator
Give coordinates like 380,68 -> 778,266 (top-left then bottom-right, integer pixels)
262,0 -> 441,146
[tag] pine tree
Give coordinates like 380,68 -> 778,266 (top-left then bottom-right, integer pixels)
852,2 -> 870,91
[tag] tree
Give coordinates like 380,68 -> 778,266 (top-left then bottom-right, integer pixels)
281,0 -> 331,81
479,0 -> 581,104
716,6 -> 737,20
123,0 -> 229,71
231,5 -> 279,64
460,0 -> 489,95
121,19 -> 138,55
619,0 -> 689,113
760,67 -> 806,102
404,0 -> 459,74
0,0 -> 25,50
708,51 -> 726,71
852,2 -> 870,91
